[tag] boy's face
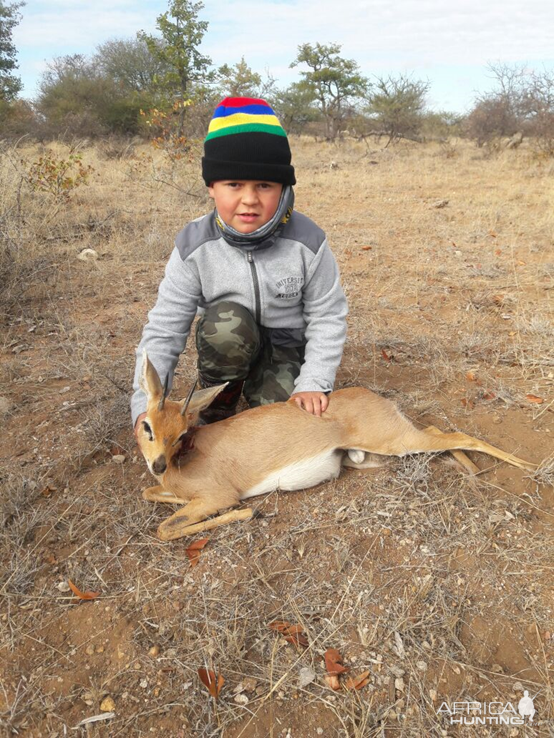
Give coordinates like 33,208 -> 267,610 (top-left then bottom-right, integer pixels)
208,180 -> 283,234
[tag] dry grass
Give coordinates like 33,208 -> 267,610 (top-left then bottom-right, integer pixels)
0,136 -> 552,736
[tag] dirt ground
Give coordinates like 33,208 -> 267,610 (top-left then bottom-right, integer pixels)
0,136 -> 553,737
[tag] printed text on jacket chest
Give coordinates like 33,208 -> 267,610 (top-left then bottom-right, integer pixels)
275,276 -> 304,300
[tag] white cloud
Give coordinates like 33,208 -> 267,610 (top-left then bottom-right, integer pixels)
12,0 -> 554,108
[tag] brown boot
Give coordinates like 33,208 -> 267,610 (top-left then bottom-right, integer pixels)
197,374 -> 243,425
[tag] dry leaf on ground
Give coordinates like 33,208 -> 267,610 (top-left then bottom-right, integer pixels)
67,579 -> 100,601
324,648 -> 349,676
323,647 -> 350,689
526,394 -> 544,404
198,668 -> 224,700
268,621 -> 308,648
345,670 -> 371,690
185,538 -> 209,568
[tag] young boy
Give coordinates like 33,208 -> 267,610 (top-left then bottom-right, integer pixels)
131,96 -> 348,430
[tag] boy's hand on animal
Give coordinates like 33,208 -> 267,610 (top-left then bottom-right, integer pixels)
134,412 -> 147,439
290,391 -> 329,417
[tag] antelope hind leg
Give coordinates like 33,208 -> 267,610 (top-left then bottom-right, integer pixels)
420,426 -> 535,472
143,485 -> 185,504
425,426 -> 480,474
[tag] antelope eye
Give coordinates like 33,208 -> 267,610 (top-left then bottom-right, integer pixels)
174,432 -> 188,447
142,421 -> 153,440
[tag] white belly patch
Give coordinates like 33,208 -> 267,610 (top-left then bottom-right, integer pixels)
241,449 -> 343,500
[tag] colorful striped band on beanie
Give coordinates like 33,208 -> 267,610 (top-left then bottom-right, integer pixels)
202,96 -> 296,186
206,97 -> 287,141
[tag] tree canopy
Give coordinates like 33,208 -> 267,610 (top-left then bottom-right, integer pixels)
138,0 -> 212,136
291,43 -> 369,139
0,0 -> 24,102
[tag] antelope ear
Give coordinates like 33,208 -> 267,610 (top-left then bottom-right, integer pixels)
139,350 -> 164,403
180,383 -> 228,422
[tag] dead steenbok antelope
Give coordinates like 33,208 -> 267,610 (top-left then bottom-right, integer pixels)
136,351 -> 536,541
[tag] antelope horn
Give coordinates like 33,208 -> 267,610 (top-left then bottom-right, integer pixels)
158,374 -> 170,411
181,380 -> 197,416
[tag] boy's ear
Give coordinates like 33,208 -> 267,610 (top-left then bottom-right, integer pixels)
180,383 -> 228,423
139,350 -> 164,404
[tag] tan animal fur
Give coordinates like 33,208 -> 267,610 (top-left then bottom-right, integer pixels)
136,351 -> 536,541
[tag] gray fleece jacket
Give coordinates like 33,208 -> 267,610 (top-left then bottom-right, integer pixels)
131,209 -> 348,425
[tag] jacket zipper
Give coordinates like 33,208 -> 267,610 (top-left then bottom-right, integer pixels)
246,251 -> 261,324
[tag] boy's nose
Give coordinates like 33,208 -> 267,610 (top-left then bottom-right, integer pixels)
241,187 -> 259,205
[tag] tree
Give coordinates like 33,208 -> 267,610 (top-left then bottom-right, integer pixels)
138,0 -> 213,137
520,68 -> 554,155
0,0 -> 24,103
272,82 -> 320,135
465,63 -> 525,147
217,57 -> 262,98
94,37 -> 170,95
290,43 -> 369,140
366,74 -> 429,146
37,54 -> 146,136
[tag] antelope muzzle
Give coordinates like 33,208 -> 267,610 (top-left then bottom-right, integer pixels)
152,456 -> 167,475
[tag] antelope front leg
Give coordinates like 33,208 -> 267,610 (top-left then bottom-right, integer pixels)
143,485 -> 185,505
157,494 -> 239,542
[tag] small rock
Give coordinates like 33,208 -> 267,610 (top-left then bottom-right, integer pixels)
234,693 -> 248,705
139,679 -> 148,688
77,248 -> 99,262
395,677 -> 405,692
317,730 -> 324,736
85,644 -> 95,656
491,664 -> 503,674
56,581 -> 71,592
513,681 -> 523,692
416,661 -> 427,671
241,676 -> 257,693
298,666 -> 316,688
100,696 -> 115,712
390,666 -> 405,678
148,645 -> 160,657
0,397 -> 12,416
432,199 -> 449,209
112,454 -> 126,464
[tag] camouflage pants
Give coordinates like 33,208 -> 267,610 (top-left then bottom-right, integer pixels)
195,300 -> 306,407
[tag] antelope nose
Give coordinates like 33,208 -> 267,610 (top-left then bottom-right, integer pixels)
152,456 -> 167,475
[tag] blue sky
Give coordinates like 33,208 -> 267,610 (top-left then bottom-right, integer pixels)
12,0 -> 554,113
